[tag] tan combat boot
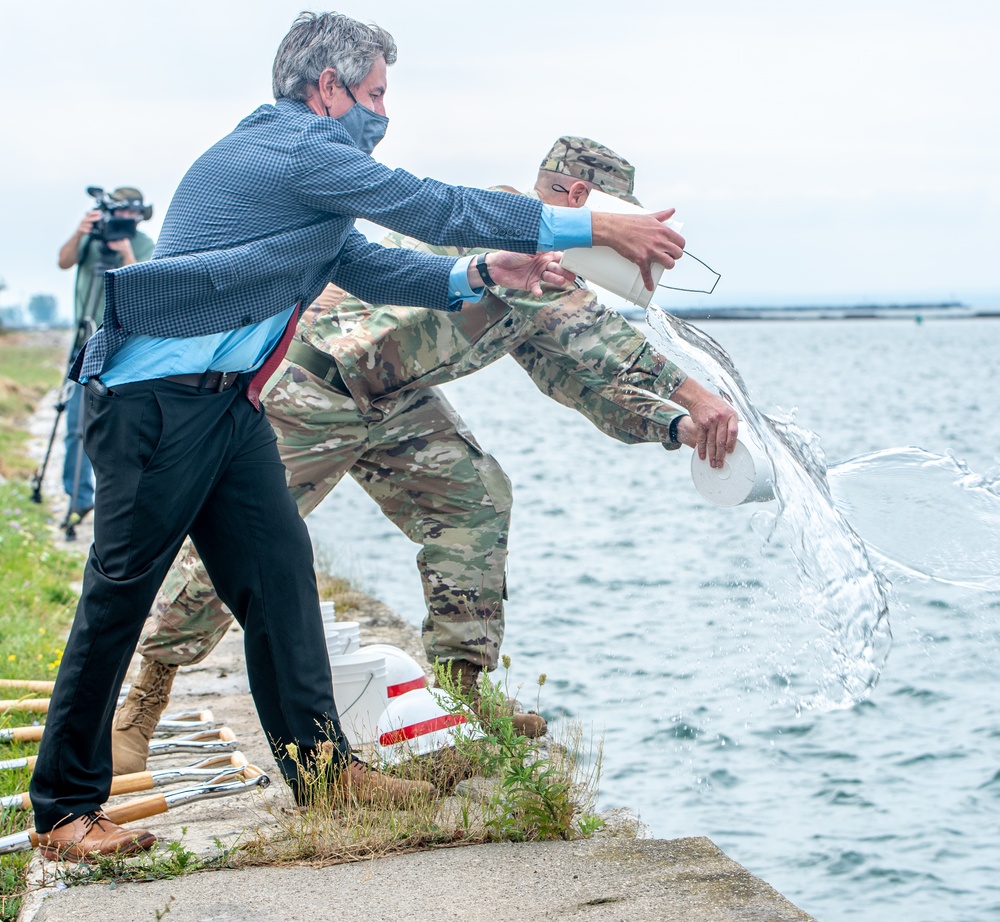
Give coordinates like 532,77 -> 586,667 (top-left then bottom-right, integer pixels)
112,658 -> 178,775
445,662 -> 548,739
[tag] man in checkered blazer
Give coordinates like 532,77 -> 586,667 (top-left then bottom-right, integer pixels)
32,11 -> 694,861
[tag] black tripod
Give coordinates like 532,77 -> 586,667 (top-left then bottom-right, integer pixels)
30,243 -> 116,539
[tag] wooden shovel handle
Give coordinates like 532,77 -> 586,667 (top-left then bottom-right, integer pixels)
0,680 -> 55,694
6,726 -> 44,742
108,772 -> 155,796
10,769 -> 155,813
0,699 -> 50,714
105,793 -> 169,825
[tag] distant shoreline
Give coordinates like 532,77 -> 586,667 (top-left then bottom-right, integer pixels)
624,302 -> 1000,322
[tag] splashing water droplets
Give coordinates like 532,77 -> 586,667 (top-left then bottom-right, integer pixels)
645,306 -> 893,711
828,448 -> 1000,591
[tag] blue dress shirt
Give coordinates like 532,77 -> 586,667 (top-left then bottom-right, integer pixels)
98,205 -> 593,387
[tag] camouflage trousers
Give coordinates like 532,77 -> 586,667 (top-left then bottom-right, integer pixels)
139,360 -> 512,671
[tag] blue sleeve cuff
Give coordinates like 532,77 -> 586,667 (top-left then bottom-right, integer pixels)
448,254 -> 484,307
538,205 -> 594,252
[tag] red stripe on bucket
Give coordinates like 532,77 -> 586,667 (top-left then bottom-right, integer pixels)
386,676 -> 428,698
379,713 -> 468,746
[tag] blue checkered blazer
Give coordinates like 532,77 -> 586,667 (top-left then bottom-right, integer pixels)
75,99 -> 544,380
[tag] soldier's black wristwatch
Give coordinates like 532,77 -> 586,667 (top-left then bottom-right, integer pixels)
668,413 -> 689,446
475,253 -> 497,288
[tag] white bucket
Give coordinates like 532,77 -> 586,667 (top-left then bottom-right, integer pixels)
690,436 -> 775,506
325,631 -> 347,658
329,651 -> 388,747
561,246 -> 664,308
360,643 -> 429,698
323,619 -> 361,657
375,687 -> 482,765
559,188 -> 674,308
320,601 -> 340,656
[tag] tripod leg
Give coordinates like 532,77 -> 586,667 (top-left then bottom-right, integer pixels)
30,388 -> 68,503
65,438 -> 87,541
62,384 -> 93,537
33,311 -> 94,505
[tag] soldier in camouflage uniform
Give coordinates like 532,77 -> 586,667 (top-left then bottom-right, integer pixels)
112,137 -> 738,771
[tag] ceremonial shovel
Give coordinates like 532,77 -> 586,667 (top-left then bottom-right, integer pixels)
2,713 -> 220,748
0,766 -> 270,855
1,751 -> 253,812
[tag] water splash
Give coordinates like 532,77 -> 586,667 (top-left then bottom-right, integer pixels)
645,306 -> 892,711
828,448 -> 1000,591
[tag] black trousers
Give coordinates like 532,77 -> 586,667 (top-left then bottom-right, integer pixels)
30,377 -> 349,831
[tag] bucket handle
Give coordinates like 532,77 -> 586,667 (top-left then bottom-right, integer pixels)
339,671 -> 376,714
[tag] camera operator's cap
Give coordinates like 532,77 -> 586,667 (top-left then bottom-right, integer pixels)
110,187 -> 153,221
539,136 -> 642,207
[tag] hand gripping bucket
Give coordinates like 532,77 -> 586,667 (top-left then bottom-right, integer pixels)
559,189 -> 673,308
359,643 -> 428,698
375,687 -> 482,765
329,651 -> 388,747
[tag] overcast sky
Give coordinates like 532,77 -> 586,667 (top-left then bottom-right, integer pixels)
1,0 -> 997,318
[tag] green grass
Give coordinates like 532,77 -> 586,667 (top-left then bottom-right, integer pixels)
0,330 -> 68,480
438,659 -> 604,843
0,496 -> 79,673
0,330 -> 80,921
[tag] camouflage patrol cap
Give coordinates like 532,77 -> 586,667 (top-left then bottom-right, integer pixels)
539,136 -> 641,206
110,187 -> 153,222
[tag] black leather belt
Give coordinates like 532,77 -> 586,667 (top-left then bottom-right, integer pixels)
285,340 -> 347,392
162,371 -> 242,392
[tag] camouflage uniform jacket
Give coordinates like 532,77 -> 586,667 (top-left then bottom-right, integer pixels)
296,186 -> 689,446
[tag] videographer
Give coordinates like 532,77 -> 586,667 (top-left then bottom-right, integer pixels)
56,187 -> 154,526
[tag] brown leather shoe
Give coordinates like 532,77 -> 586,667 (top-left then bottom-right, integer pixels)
441,662 -> 548,739
37,810 -> 157,862
331,759 -> 435,806
510,711 -> 548,739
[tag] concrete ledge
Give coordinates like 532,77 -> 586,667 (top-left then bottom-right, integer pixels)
28,837 -> 815,922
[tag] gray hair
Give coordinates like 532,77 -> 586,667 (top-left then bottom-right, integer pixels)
272,11 -> 397,102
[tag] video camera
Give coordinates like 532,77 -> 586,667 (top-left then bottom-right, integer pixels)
86,186 -> 140,245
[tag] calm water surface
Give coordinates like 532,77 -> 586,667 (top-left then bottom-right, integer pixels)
307,318 -> 1000,922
